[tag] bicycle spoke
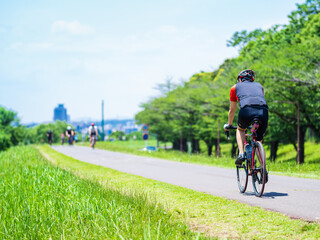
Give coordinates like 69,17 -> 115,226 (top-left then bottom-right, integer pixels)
237,162 -> 248,193
252,142 -> 266,197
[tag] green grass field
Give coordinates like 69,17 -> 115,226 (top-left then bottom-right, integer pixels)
37,145 -> 319,239
79,139 -> 320,179
2,145 -> 319,239
0,146 -> 207,239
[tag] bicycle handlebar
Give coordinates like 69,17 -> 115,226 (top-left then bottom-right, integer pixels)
225,126 -> 237,140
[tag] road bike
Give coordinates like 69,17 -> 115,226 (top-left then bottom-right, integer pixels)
226,120 -> 267,197
90,136 -> 96,149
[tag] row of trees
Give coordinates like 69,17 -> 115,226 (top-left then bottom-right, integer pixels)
0,107 -> 25,151
25,121 -> 71,144
0,105 -> 75,150
0,105 -> 146,151
135,0 -> 320,163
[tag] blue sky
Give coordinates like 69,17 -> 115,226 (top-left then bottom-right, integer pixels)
0,0 -> 305,123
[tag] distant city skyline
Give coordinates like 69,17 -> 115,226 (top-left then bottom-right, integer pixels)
0,0 -> 305,123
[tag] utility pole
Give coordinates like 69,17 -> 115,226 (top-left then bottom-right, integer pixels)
217,118 -> 220,157
180,130 -> 183,153
296,102 -> 300,164
101,100 -> 105,141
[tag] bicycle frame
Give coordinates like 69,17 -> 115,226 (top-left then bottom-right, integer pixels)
227,121 -> 267,197
245,122 -> 260,176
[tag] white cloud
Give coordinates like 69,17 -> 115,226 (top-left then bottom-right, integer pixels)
157,25 -> 177,34
28,42 -> 54,50
10,42 -> 23,49
51,20 -> 94,35
0,26 -> 7,34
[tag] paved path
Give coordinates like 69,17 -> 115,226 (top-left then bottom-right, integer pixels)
52,146 -> 320,222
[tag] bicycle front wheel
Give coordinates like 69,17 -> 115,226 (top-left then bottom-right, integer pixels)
252,142 -> 266,197
237,161 -> 248,193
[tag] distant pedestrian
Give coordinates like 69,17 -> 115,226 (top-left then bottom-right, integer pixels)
61,132 -> 65,145
71,129 -> 75,144
47,129 -> 53,145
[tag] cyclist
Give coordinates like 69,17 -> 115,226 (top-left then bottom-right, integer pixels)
66,126 -> 73,145
88,123 -> 98,148
47,129 -> 53,145
224,69 -> 269,166
61,132 -> 65,145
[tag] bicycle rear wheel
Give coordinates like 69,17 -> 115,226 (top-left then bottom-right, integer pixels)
91,138 -> 95,149
237,160 -> 248,193
252,142 -> 266,197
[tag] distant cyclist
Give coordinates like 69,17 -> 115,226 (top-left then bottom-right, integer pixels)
47,129 -> 53,145
89,123 -> 98,148
61,132 -> 65,145
224,69 -> 269,166
66,126 -> 73,145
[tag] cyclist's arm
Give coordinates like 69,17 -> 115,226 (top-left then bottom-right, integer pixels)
228,85 -> 238,126
228,101 -> 237,126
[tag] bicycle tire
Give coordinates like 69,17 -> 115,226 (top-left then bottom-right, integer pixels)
91,138 -> 95,149
237,160 -> 248,193
252,142 -> 266,197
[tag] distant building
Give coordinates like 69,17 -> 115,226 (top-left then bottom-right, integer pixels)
53,104 -> 68,122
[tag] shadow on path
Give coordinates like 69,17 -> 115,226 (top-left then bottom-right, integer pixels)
262,192 -> 288,199
242,191 -> 288,199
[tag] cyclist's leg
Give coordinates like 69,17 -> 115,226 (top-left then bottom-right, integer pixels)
236,108 -> 251,165
237,107 -> 251,152
236,127 -> 246,154
255,107 -> 269,183
256,108 -> 268,142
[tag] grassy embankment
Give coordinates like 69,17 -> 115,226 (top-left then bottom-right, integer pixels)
34,146 -> 320,238
0,146 -> 207,239
79,139 -> 320,179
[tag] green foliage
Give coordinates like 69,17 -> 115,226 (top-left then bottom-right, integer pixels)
109,130 -> 126,140
226,28 -> 266,49
26,121 -> 72,144
135,0 -> 320,163
0,106 -> 25,151
126,131 -> 144,140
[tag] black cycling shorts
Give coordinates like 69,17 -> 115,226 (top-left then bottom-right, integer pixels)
237,106 -> 268,141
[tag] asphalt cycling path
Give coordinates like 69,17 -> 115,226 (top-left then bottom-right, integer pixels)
52,145 -> 320,222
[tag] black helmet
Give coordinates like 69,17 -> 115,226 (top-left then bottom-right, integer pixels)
237,69 -> 255,82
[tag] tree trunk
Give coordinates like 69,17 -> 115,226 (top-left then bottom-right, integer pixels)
207,143 -> 213,156
192,138 -> 200,153
173,138 -> 187,152
172,140 -> 179,150
204,140 -> 213,156
298,127 -> 306,164
269,141 -> 279,162
215,141 -> 221,157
